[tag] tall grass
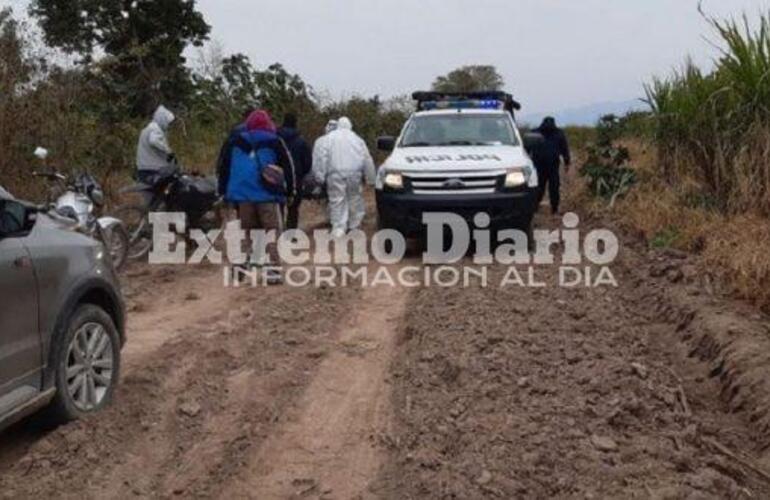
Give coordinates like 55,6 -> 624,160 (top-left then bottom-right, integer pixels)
645,11 -> 770,215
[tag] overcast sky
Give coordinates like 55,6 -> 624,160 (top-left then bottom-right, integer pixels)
5,0 -> 770,115
193,0 -> 769,114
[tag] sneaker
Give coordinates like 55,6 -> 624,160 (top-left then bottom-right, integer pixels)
264,268 -> 283,286
231,264 -> 252,285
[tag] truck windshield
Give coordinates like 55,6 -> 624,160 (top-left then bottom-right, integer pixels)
401,114 -> 519,147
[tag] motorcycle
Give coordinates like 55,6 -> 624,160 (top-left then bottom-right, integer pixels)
116,166 -> 223,260
32,148 -> 130,271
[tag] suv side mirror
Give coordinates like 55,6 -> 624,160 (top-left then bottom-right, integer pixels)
523,132 -> 544,155
377,136 -> 396,152
0,200 -> 33,238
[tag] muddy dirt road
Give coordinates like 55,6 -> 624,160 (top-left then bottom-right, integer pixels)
2,198 -> 770,499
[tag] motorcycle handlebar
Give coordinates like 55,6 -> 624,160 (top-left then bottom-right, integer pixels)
32,170 -> 67,182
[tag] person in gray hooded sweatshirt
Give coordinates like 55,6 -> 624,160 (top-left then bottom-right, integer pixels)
135,105 -> 177,186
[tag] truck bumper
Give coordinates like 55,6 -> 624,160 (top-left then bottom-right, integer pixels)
376,189 -> 536,236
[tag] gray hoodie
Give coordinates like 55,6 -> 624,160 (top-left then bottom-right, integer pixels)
136,105 -> 176,172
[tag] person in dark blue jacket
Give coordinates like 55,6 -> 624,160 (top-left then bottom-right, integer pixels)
278,113 -> 312,229
220,110 -> 291,284
533,117 -> 571,215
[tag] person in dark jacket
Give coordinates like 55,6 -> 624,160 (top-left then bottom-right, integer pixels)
278,113 -> 312,229
533,117 -> 571,215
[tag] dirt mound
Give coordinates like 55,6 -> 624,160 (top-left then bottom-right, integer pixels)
631,246 -> 770,456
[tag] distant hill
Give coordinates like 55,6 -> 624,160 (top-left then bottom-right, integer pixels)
522,99 -> 648,127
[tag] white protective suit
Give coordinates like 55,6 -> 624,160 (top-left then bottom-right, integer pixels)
317,117 -> 376,237
311,119 -> 338,183
136,105 -> 176,172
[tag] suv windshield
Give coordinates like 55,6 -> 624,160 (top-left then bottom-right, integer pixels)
401,113 -> 519,147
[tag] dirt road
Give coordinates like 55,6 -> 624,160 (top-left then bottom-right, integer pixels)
225,277 -> 406,499
2,198 -> 770,499
376,222 -> 770,498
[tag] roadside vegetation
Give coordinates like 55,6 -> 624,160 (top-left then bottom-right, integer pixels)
645,10 -> 770,216
0,2 -> 412,203
575,10 -> 770,311
0,2 -> 513,206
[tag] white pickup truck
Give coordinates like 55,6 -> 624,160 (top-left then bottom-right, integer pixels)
375,91 -> 540,239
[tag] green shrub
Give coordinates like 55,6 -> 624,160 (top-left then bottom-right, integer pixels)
579,116 -> 637,206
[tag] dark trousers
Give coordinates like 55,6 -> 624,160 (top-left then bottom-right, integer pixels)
135,170 -> 160,206
286,195 -> 303,230
536,164 -> 561,214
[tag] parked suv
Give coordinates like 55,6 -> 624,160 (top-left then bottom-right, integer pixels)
0,188 -> 125,431
376,91 -> 540,238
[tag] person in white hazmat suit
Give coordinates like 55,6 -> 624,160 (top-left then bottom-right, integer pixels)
314,117 -> 376,238
312,119 -> 338,171
306,119 -> 337,200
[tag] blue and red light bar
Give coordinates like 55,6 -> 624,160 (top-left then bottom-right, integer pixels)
420,99 -> 505,111
412,91 -> 521,112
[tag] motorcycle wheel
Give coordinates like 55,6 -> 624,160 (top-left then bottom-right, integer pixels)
113,203 -> 154,260
103,224 -> 130,271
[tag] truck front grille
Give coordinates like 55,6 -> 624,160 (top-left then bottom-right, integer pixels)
404,170 -> 505,195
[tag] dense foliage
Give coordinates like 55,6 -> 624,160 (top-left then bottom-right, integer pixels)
431,65 -> 505,93
0,5 -> 416,203
30,0 -> 211,115
645,10 -> 770,215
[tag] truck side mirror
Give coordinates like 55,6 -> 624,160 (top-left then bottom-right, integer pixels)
523,132 -> 544,155
377,136 -> 396,152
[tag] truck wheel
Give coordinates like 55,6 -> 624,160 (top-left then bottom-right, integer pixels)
48,305 -> 121,423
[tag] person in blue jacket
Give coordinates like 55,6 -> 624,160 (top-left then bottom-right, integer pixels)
219,109 -> 292,284
216,108 -> 253,198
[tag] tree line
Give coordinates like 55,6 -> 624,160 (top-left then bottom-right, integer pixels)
0,0 -> 506,202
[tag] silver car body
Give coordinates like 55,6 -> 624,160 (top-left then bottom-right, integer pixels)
0,189 -> 125,429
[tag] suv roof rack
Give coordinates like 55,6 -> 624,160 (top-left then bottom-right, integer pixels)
412,91 -> 522,113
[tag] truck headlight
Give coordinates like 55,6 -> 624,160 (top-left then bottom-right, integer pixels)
384,172 -> 404,189
504,169 -> 528,188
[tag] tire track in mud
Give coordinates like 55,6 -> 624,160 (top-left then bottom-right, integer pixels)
224,274 -> 409,500
0,266 -> 359,499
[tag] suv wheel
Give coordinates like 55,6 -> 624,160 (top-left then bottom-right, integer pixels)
49,304 -> 121,422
